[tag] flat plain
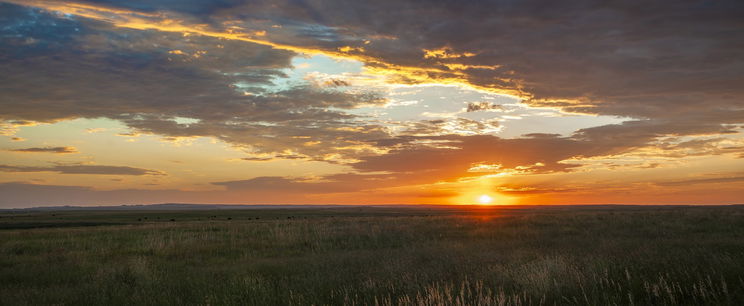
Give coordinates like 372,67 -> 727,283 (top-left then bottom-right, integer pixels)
2,205 -> 744,305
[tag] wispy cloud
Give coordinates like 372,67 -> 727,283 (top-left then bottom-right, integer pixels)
655,175 -> 744,187
9,146 -> 78,154
0,164 -> 164,176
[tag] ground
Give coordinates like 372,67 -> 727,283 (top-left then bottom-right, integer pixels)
2,205 -> 744,305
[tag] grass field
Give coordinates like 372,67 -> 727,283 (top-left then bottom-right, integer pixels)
2,205 -> 744,305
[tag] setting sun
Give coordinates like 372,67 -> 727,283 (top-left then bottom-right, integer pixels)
478,194 -> 493,205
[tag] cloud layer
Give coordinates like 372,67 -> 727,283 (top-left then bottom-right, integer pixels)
0,164 -> 163,175
1,0 -> 743,206
9,146 -> 78,154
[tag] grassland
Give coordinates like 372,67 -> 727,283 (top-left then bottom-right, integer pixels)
2,205 -> 744,305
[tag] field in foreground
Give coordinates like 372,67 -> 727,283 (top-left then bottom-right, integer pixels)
2,205 -> 744,305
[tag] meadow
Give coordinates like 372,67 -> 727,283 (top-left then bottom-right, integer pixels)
2,205 -> 744,305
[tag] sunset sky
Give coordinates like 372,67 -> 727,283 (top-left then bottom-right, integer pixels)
1,0 -> 743,207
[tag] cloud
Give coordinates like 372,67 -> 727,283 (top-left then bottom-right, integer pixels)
0,2 -> 389,159
395,118 -> 501,136
213,176 -> 345,193
323,78 -> 351,87
494,185 -> 581,195
356,135 -> 587,179
466,102 -> 503,112
9,146 -> 78,154
193,0 -> 744,144
2,0 -> 744,204
0,182 -> 208,208
214,133 -> 632,195
655,175 -> 744,187
0,164 -> 164,175
9,1 -> 744,126
10,0 -> 740,145
0,179 -> 384,208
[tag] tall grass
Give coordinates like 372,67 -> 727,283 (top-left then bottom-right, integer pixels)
1,206 -> 743,305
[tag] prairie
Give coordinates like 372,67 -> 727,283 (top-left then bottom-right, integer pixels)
1,205 -> 744,305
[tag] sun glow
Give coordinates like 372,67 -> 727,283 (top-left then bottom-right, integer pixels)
478,194 -> 493,205
447,175 -> 518,206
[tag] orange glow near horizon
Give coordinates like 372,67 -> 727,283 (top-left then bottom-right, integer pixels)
444,175 -> 519,206
449,188 -> 517,206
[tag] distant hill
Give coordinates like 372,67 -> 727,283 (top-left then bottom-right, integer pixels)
3,203 -> 740,212
1,203 -> 357,211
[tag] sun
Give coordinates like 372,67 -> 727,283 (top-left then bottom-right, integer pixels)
478,194 -> 493,205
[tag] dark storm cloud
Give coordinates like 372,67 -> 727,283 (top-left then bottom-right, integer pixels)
0,3 -> 387,158
10,0 -> 742,130
0,164 -> 163,175
78,0 -> 241,15
192,0 -> 744,145
0,4 -> 290,121
76,0 -> 743,159
9,146 -> 78,154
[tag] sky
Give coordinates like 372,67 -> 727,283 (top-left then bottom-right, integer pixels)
1,0 -> 743,208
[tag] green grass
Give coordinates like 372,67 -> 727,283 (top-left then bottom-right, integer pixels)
2,205 -> 744,305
